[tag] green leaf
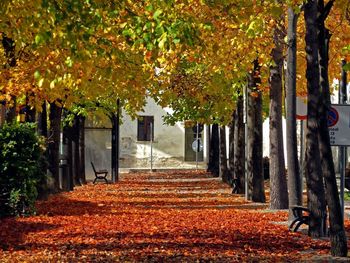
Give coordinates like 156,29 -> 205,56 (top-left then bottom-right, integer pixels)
270,6 -> 283,17
146,42 -> 154,50
153,9 -> 163,20
343,63 -> 350,72
158,32 -> 167,49
35,34 -> 42,45
65,57 -> 73,67
38,78 -> 44,88
34,71 -> 41,80
145,5 -> 153,12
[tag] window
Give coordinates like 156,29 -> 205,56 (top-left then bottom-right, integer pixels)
137,116 -> 154,141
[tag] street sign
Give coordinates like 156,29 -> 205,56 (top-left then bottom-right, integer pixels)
327,107 -> 339,127
328,105 -> 350,146
192,139 -> 203,152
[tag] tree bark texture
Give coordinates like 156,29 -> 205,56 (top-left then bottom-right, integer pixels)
219,126 -> 228,183
247,61 -> 265,202
79,116 -> 86,184
65,124 -> 74,191
317,0 -> 347,256
25,93 -> 36,123
48,102 -> 62,192
286,7 -> 303,220
304,0 -> 327,238
208,124 -> 220,177
73,116 -> 82,186
228,110 -> 235,185
269,9 -> 289,209
233,96 -> 245,194
2,37 -> 16,123
38,101 -> 48,137
36,101 -> 49,200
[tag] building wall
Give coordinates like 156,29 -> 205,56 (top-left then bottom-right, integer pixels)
85,97 -> 206,176
119,98 -> 189,168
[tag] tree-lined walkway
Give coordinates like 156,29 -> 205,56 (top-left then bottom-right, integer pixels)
0,170 -> 343,262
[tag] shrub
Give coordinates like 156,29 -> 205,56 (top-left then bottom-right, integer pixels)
0,122 -> 46,218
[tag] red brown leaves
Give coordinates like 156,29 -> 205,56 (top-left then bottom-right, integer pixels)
0,171 -> 340,262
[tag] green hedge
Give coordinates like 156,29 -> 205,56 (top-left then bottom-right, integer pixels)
0,123 -> 46,217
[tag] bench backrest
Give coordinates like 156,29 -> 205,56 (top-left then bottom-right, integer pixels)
91,162 -> 97,173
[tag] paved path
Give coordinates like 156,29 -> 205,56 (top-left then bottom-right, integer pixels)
0,170 -> 343,262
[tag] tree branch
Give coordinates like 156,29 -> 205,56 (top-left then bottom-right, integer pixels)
323,0 -> 335,20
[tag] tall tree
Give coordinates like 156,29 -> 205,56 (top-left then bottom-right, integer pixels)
73,116 -> 82,186
1,36 -> 16,123
317,0 -> 347,256
48,101 -> 63,192
247,61 -> 265,202
228,111 -> 235,186
219,125 -> 228,183
208,124 -> 220,177
285,6 -> 303,220
233,96 -> 245,194
79,116 -> 86,184
304,0 -> 327,238
269,1 -> 289,209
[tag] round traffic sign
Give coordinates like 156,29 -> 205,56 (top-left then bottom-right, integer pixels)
327,107 -> 339,127
192,139 -> 203,152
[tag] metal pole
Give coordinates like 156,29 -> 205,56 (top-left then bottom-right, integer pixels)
150,122 -> 153,172
339,59 -> 347,217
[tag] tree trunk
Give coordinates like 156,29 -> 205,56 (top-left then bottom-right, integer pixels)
0,102 -> 5,127
73,116 -> 82,186
234,96 -> 245,194
286,6 -> 303,220
5,97 -> 16,123
317,0 -> 347,256
304,0 -> 327,238
247,61 -> 265,202
2,36 -> 16,67
228,111 -> 235,185
219,126 -> 228,183
38,101 -> 48,137
2,37 -> 16,123
79,116 -> 86,184
208,124 -> 220,177
25,94 -> 36,123
269,6 -> 288,209
48,102 -> 62,192
60,127 -> 70,192
66,126 -> 74,191
36,101 -> 49,200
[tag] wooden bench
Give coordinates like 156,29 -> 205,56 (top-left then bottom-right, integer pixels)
289,206 -> 310,232
91,162 -> 109,184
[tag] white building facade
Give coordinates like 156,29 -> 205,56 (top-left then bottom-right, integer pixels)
85,97 -> 208,178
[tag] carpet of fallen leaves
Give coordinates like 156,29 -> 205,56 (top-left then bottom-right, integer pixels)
0,170 -> 349,262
